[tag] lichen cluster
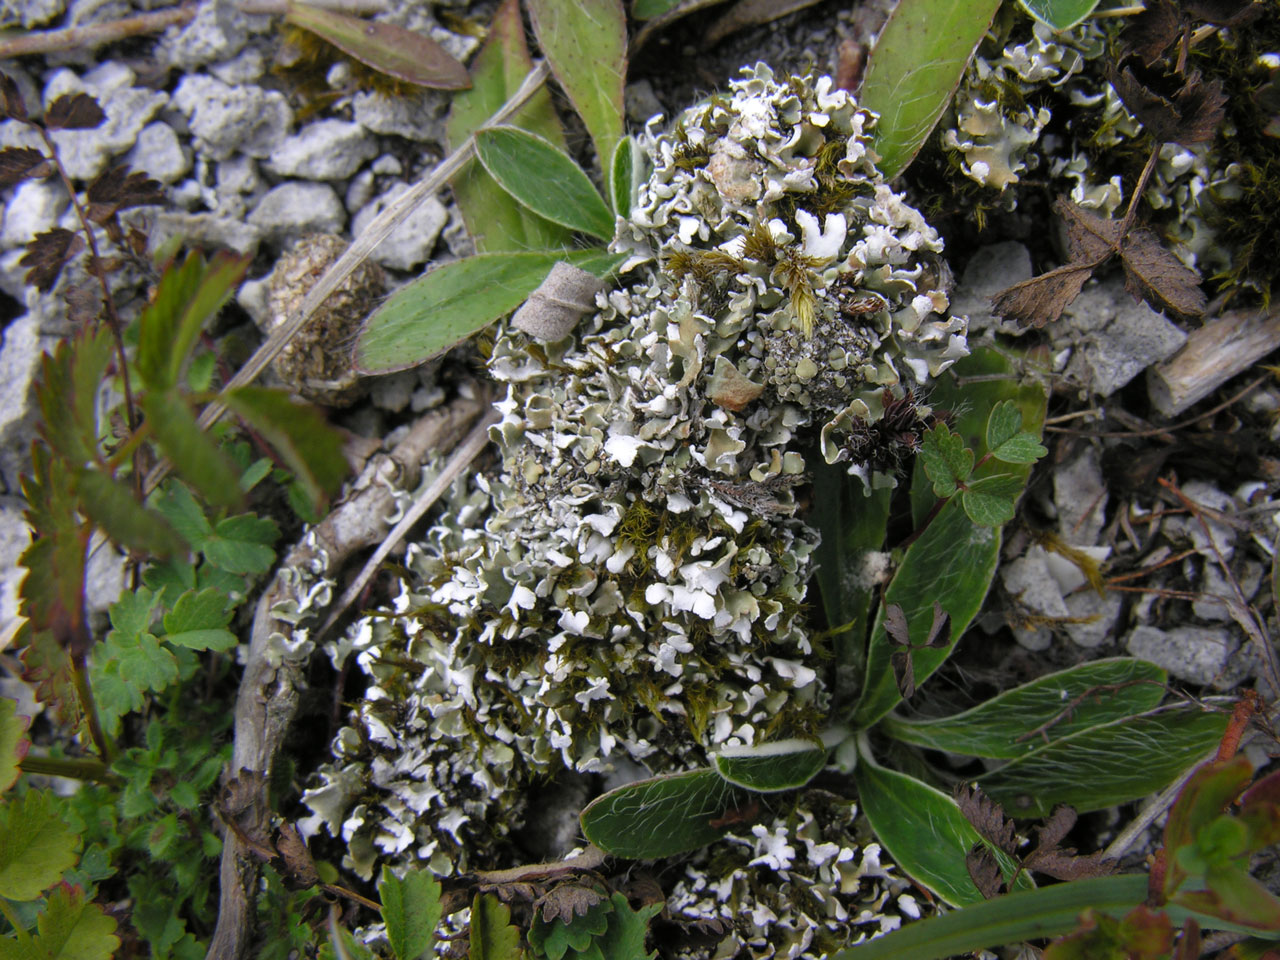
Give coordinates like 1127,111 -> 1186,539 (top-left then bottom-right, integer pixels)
300,63 -> 967,952
940,16 -> 1280,291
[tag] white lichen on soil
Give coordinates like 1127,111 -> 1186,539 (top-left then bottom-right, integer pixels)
300,64 -> 968,956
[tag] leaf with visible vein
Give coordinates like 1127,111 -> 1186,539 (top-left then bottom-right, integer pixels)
989,262 -> 1097,328
1017,0 -> 1100,31
45,92 -> 105,130
142,391 -> 244,511
202,514 -> 278,576
286,1 -> 470,89
597,892 -> 660,960
961,474 -> 1021,528
0,146 -> 50,187
1107,63 -> 1227,147
355,249 -> 626,374
526,0 -> 626,169
21,227 -> 84,293
379,866 -> 441,960
475,126 -> 615,240
163,587 -> 236,651
222,388 -> 348,514
859,0 -> 1001,178
445,0 -> 571,253
1120,226 -> 1206,321
0,790 -> 80,900
26,885 -> 123,960
469,893 -> 522,960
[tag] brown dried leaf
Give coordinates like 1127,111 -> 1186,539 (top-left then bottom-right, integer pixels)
1055,197 -> 1122,264
990,261 -> 1096,328
891,648 -> 916,699
1109,63 -> 1227,146
537,882 -> 606,925
0,73 -> 27,121
85,165 -> 165,222
64,282 -> 101,328
44,92 -> 106,131
1121,0 -> 1182,66
1035,804 -> 1077,851
884,602 -> 910,646
1022,805 -> 1117,882
954,783 -> 1019,855
965,844 -> 1005,899
924,600 -> 951,647
1119,226 -> 1206,321
0,146 -> 51,188
1184,0 -> 1265,27
21,228 -> 85,292
276,823 -> 320,887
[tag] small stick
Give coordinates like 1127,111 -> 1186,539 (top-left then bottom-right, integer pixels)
318,408 -> 499,639
0,5 -> 196,59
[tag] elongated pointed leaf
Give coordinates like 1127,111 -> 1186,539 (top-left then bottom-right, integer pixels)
580,768 -> 749,859
475,126 -> 615,240
446,0 -> 572,253
855,744 -> 1028,906
355,248 -> 626,374
714,739 -> 826,792
142,391 -> 244,511
812,463 -> 891,692
221,387 -> 348,513
851,498 -> 1001,729
1018,0 -> 1100,30
978,706 -> 1229,818
36,325 -> 112,469
286,1 -> 470,89
137,251 -> 247,393
526,0 -> 626,172
859,0 -> 1001,178
882,658 -> 1168,759
20,443 -> 91,653
75,469 -> 186,558
379,866 -> 441,960
609,135 -> 640,217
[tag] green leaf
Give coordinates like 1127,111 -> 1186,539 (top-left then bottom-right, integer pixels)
108,586 -> 162,639
475,126 -> 615,240
221,388 -> 348,514
859,0 -> 1002,178
1017,0 -> 1100,31
162,587 -> 236,651
469,893 -> 522,960
881,658 -> 1169,759
525,0 -> 626,176
960,474 -> 1021,527
202,514 -> 278,576
855,743 -> 1026,906
529,900 -> 610,960
580,768 -> 748,859
0,789 -> 79,900
631,0 -> 682,17
19,445 -> 91,655
608,136 -> 639,218
21,884 -> 120,960
990,433 -> 1049,465
445,0 -> 572,253
811,464 -> 891,693
141,391 -> 244,512
713,739 -> 826,792
355,248 -> 626,375
285,1 -> 471,89
151,480 -> 213,549
0,698 -> 29,794
379,866 -> 441,960
1173,866 -> 1280,934
979,706 -> 1230,818
112,630 -> 180,700
136,251 -> 247,393
852,498 -> 1001,729
74,470 -> 187,559
36,325 -> 113,468
919,424 -> 972,498
597,893 -> 659,960
985,400 -> 1023,451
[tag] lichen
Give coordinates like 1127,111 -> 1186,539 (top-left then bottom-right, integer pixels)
301,63 -> 967,954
